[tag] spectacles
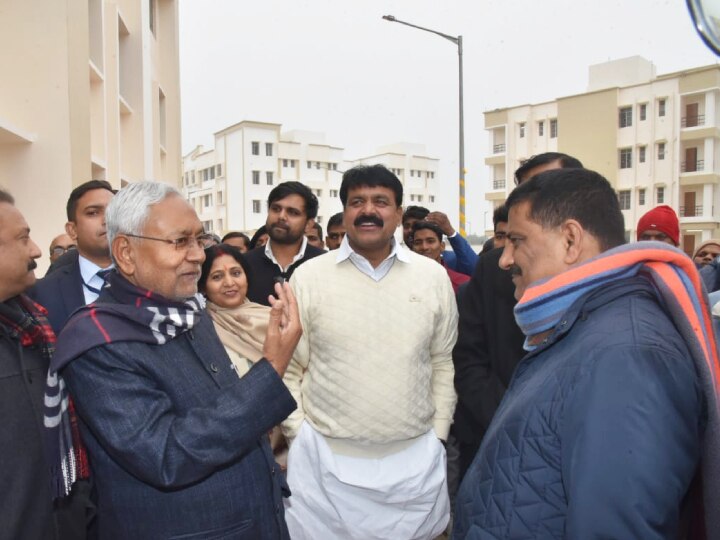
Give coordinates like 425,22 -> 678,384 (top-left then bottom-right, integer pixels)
125,233 -> 212,251
51,245 -> 77,256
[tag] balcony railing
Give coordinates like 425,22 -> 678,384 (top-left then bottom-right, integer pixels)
679,205 -> 703,217
493,143 -> 506,154
681,159 -> 705,172
493,179 -> 506,190
681,114 -> 706,128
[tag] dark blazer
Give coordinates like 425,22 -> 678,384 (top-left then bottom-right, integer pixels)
0,307 -> 88,540
29,250 -> 85,334
61,288 -> 296,539
244,244 -> 325,306
451,247 -> 526,478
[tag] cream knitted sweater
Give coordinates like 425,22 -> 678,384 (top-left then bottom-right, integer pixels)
282,249 -> 458,444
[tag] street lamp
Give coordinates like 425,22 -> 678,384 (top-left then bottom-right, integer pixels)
382,14 -> 466,236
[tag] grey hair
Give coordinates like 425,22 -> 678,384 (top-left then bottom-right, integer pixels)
106,181 -> 181,251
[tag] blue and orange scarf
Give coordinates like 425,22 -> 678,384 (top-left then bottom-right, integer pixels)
514,241 -> 720,536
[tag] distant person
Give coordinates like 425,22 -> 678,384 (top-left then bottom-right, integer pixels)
249,225 -> 269,250
0,189 -> 88,539
201,233 -> 221,248
411,220 -> 470,293
30,180 -> 114,333
452,152 -> 583,480
50,181 -> 301,539
283,165 -> 457,539
402,206 -> 478,275
693,239 -> 720,268
454,167 -> 717,539
221,231 -> 251,253
637,205 -> 680,246
244,182 -> 324,306
491,205 -> 509,249
48,233 -> 76,264
324,212 -> 346,250
305,221 -> 325,250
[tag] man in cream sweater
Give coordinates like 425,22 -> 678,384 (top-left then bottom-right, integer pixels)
283,164 -> 458,540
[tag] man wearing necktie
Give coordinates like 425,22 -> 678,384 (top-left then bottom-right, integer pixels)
30,180 -> 115,333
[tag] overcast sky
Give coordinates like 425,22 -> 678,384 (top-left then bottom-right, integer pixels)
179,0 -> 718,234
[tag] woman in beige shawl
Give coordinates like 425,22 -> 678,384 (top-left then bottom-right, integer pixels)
199,244 -> 288,465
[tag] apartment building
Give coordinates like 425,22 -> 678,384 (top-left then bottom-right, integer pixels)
0,0 -> 181,272
484,56 -> 720,255
182,122 -> 439,235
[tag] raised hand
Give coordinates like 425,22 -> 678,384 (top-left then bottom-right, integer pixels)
263,281 -> 302,376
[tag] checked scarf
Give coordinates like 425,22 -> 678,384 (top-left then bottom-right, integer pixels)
44,271 -> 203,497
514,241 -> 720,537
0,295 -> 90,498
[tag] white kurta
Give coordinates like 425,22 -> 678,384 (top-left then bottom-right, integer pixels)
284,422 -> 449,540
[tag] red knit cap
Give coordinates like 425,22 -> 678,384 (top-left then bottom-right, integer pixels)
636,205 -> 679,244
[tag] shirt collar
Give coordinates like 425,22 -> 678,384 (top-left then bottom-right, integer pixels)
78,254 -> 112,283
264,236 -> 308,271
335,236 -> 411,265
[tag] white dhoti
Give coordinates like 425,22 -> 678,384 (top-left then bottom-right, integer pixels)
284,422 -> 449,540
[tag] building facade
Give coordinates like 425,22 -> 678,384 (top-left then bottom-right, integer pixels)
484,56 -> 720,255
182,122 -> 439,235
0,0 -> 181,272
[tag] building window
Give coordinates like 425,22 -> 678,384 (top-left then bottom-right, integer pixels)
266,172 -> 274,185
216,164 -> 222,177
618,190 -> 631,210
657,186 -> 665,204
191,171 -> 195,184
307,161 -> 312,169
203,220 -> 213,232
217,219 -> 224,231
619,107 -> 632,128
330,189 -> 339,197
217,191 -> 223,205
417,195 -> 423,202
203,194 -> 212,207
619,148 -> 633,169
639,188 -> 646,206
252,171 -> 260,184
550,119 -> 558,138
251,142 -> 259,155
519,122 -> 525,138
252,200 -> 261,213
658,99 -> 666,117
315,162 -> 320,169
209,166 -> 215,180
149,0 -> 156,35
639,103 -> 647,121
658,142 -> 666,160
639,146 -> 646,163
538,121 -> 544,136
283,159 -> 289,167
429,195 -> 435,203
265,143 -> 273,156
331,163 -> 337,170
314,189 -> 322,197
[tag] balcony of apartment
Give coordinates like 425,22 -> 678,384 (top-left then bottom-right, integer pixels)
485,126 -> 506,166
679,144 -> 718,185
678,188 -> 719,226
680,93 -> 720,141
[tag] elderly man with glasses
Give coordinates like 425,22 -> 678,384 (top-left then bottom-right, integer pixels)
46,181 -> 302,539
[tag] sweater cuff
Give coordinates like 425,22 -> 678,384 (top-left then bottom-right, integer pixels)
433,418 -> 452,442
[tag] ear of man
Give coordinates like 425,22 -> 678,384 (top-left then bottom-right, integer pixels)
560,219 -> 601,266
65,221 -> 78,241
112,236 -> 136,278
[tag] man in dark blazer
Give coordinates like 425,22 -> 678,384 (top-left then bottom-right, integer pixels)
244,182 -> 324,306
452,153 -> 583,478
30,180 -> 114,333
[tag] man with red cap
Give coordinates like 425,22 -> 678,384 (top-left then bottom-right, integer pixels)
636,205 -> 680,246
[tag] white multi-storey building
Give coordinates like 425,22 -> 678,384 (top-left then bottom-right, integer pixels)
484,56 -> 720,255
0,0 -> 181,273
183,121 -> 439,235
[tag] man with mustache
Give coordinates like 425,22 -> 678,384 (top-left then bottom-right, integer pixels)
244,181 -> 325,306
282,164 -> 458,539
49,182 -> 302,538
0,189 -> 88,538
31,180 -> 114,333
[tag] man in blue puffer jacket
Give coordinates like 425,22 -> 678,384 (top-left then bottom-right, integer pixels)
454,168 -> 718,539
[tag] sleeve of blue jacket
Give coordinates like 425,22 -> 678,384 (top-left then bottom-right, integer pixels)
64,347 -> 296,489
561,344 -> 702,539
446,234 -> 479,276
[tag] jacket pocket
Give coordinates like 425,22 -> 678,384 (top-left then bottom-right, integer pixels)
168,519 -> 255,540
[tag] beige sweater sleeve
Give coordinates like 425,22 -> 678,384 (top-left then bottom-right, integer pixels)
280,274 -> 310,442
429,274 -> 459,441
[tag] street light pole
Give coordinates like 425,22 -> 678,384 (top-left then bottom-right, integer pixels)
382,15 -> 466,236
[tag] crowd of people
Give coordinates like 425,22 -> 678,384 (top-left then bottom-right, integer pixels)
1,154 -> 719,539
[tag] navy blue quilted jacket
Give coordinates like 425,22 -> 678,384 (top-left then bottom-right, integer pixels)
453,277 -> 704,539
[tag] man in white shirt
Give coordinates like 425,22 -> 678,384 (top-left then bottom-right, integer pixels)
283,164 -> 458,540
30,180 -> 114,332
